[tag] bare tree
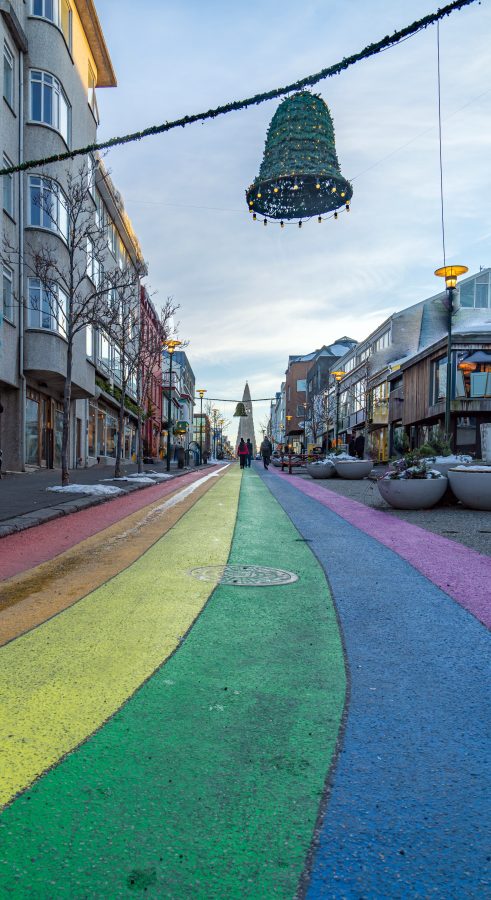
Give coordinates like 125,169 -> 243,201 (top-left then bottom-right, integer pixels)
134,297 -> 178,474
304,393 -> 326,445
3,163 -> 135,485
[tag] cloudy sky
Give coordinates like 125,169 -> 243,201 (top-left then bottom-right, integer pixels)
95,0 -> 491,440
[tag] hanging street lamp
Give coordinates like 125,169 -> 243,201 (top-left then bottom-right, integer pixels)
196,388 -> 207,465
331,370 -> 346,449
163,339 -> 182,472
246,91 -> 352,224
434,265 -> 468,445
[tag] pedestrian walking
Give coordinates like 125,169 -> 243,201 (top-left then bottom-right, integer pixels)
246,439 -> 253,467
348,433 -> 356,457
260,436 -> 273,469
354,432 -> 365,459
176,445 -> 186,469
237,438 -> 249,469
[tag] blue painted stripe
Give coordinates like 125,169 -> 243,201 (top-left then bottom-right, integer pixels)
257,466 -> 491,898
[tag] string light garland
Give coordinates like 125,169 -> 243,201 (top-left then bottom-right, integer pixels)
0,0 -> 478,178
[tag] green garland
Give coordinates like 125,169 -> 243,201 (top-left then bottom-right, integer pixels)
0,0 -> 479,178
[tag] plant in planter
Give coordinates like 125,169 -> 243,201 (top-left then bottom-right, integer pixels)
306,457 -> 336,479
418,430 -> 472,476
378,450 -> 448,509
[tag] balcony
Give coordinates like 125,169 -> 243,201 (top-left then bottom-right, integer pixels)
24,329 -> 95,398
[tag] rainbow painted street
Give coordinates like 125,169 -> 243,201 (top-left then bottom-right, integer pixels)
0,464 -> 489,898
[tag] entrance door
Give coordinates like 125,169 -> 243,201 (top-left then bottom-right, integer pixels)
76,418 -> 82,466
41,399 -> 53,468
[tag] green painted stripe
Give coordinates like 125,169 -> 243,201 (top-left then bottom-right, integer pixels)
0,469 -> 345,898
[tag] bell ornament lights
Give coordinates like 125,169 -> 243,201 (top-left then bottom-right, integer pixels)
246,91 -> 352,222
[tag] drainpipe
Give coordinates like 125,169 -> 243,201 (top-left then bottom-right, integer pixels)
18,47 -> 26,471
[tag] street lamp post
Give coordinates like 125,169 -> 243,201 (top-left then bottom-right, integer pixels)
285,415 -> 293,451
163,339 -> 182,472
434,265 -> 468,446
196,388 -> 206,465
303,401 -> 308,452
331,371 -> 345,449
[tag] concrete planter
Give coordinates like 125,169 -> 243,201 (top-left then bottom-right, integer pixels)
447,468 -> 491,510
378,476 -> 448,509
306,462 -> 335,479
334,459 -> 373,480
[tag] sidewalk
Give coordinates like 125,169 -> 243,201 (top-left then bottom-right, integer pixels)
0,460 -> 209,538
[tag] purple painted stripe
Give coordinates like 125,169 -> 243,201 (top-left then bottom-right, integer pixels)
271,470 -> 491,629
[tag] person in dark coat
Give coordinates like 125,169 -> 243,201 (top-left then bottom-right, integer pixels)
354,433 -> 365,459
348,433 -> 356,457
246,439 -> 253,467
176,445 -> 186,469
260,437 -> 272,469
237,438 -> 248,469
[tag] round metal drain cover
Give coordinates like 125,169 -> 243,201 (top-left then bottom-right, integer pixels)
189,564 -> 298,587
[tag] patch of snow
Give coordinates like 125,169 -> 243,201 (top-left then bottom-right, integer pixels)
309,458 -> 335,466
143,472 -> 173,479
451,465 -> 491,472
47,484 -> 124,496
422,454 -> 473,464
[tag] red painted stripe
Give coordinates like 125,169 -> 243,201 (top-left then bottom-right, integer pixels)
0,468 -> 219,581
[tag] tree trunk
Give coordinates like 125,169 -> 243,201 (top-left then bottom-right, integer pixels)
114,388 -> 125,478
61,342 -> 73,486
137,410 -> 143,473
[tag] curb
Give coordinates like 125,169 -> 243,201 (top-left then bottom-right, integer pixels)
0,468 -> 202,539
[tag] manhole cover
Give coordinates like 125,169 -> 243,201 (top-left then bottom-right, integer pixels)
188,565 -> 298,586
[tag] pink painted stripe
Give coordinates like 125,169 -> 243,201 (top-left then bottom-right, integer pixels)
0,467 -> 220,581
272,469 -> 491,629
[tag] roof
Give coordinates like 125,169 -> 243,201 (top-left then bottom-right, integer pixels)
74,0 -> 117,87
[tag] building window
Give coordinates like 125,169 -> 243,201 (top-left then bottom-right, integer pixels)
28,278 -> 67,336
3,41 -> 14,107
60,0 -> 72,47
296,379 -> 306,392
106,217 -> 117,255
2,265 -> 13,321
88,62 -> 99,123
460,273 -> 490,309
86,324 -> 93,358
86,239 -> 103,286
29,175 -> 68,239
87,153 -> 95,199
2,154 -> 14,217
97,330 -> 111,371
431,356 -> 447,403
344,356 -> 356,372
30,70 -> 70,145
32,1 -> 72,47
374,330 -> 391,352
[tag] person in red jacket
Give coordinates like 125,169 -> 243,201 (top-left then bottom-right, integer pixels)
237,438 -> 249,469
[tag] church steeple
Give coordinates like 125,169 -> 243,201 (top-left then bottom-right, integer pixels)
236,382 -> 256,454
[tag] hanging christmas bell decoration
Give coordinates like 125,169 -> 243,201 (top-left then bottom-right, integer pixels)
233,402 -> 248,417
246,91 -> 352,221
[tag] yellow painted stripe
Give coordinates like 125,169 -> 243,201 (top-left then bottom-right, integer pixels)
0,467 -> 241,807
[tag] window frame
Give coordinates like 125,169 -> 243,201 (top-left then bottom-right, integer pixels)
29,69 -> 71,146
28,277 -> 68,337
28,175 -> 68,241
2,264 -> 14,322
3,40 -> 14,108
87,61 -> 99,124
2,154 -> 14,218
